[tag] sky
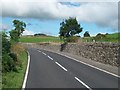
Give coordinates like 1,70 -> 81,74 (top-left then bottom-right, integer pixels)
0,0 -> 119,37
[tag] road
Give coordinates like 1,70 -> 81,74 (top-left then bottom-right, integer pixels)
25,48 -> 119,89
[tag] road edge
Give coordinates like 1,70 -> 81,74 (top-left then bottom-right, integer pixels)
42,49 -> 120,78
22,51 -> 30,89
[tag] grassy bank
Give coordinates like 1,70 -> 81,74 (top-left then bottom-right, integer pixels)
81,33 -> 120,43
20,36 -> 63,43
2,44 -> 28,88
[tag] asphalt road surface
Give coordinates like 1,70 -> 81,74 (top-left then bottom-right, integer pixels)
25,48 -> 119,89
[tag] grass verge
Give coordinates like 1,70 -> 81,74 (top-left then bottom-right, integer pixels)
2,44 -> 28,89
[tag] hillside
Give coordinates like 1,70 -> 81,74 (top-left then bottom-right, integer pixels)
81,32 -> 120,43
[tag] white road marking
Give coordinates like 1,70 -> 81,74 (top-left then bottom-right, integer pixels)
55,62 -> 68,72
22,51 -> 30,89
47,56 -> 53,60
37,50 -> 41,52
42,52 -> 46,55
75,77 -> 92,90
55,52 -> 120,78
37,50 -> 46,55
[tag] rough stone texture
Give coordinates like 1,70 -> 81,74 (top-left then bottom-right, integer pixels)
62,42 -> 119,67
22,42 -> 119,67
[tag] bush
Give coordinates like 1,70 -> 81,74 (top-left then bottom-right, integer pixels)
2,53 -> 17,72
11,44 -> 26,68
94,33 -> 106,41
84,31 -> 90,37
2,32 -> 18,72
60,42 -> 67,51
65,36 -> 79,42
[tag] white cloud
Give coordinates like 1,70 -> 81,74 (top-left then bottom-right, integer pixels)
0,23 -> 10,31
22,30 -> 34,35
61,0 -> 119,2
0,0 -> 118,30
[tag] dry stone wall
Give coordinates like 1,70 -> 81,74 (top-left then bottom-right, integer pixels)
62,43 -> 119,67
22,42 -> 119,67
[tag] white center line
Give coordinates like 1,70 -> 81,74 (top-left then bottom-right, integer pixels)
37,50 -> 41,52
75,77 -> 92,90
42,52 -> 46,55
37,50 -> 46,56
55,52 -> 120,78
47,56 -> 53,60
55,62 -> 68,72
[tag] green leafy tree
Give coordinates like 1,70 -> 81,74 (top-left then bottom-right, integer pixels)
84,31 -> 90,37
59,17 -> 83,42
9,30 -> 19,42
2,32 -> 11,54
2,32 -> 17,72
9,20 -> 26,42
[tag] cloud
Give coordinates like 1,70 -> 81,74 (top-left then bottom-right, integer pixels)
0,0 -> 118,30
0,23 -> 10,30
22,30 -> 34,35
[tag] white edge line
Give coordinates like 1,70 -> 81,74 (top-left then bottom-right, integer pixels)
75,77 -> 92,90
47,56 -> 53,60
55,62 -> 68,72
22,51 -> 30,89
58,53 -> 120,78
43,49 -> 120,78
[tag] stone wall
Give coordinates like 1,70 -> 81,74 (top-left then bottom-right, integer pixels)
62,42 -> 119,67
22,42 -> 119,67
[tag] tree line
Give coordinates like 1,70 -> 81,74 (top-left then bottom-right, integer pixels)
59,17 -> 112,43
2,20 -> 26,72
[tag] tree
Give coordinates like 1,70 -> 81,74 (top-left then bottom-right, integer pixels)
2,32 -> 17,72
34,33 -> 47,36
9,20 -> 26,42
9,30 -> 19,42
59,17 -> 83,42
2,19 -> 26,72
84,31 -> 90,37
2,32 -> 11,54
13,20 -> 26,36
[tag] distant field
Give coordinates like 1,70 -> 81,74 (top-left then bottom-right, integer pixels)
81,33 -> 120,43
20,33 -> 119,43
20,36 -> 63,43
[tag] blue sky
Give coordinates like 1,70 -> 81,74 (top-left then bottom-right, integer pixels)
0,0 -> 119,37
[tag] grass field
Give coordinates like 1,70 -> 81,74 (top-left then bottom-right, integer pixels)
20,33 -> 119,43
81,33 -> 120,43
2,45 -> 28,88
20,36 -> 63,43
